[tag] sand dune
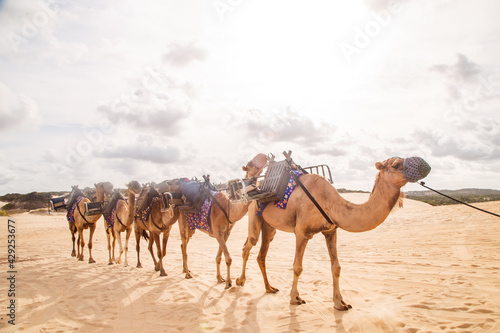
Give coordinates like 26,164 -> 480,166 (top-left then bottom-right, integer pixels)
1,195 -> 500,332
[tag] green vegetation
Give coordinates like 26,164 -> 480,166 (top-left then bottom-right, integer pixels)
0,210 -> 8,216
1,203 -> 14,210
406,194 -> 500,206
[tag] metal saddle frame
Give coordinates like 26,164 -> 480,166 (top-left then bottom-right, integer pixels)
228,151 -> 333,204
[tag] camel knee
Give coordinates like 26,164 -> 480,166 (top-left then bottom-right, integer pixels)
225,256 -> 232,266
333,262 -> 341,278
293,264 -> 303,276
248,236 -> 258,247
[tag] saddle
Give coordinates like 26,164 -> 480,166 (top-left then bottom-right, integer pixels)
103,191 -> 124,215
66,187 -> 85,210
136,185 -> 160,214
180,176 -> 215,212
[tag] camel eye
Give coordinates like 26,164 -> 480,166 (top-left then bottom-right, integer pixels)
391,160 -> 403,170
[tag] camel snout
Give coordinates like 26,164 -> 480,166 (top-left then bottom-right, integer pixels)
403,157 -> 431,182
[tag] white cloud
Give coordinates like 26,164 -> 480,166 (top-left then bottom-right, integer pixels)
0,82 -> 40,131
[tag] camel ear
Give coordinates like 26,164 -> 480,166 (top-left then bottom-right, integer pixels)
375,162 -> 385,170
242,166 -> 248,171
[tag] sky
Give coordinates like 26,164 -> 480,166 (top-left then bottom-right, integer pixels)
0,0 -> 499,195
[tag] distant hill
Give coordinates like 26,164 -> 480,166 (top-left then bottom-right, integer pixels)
405,188 -> 500,206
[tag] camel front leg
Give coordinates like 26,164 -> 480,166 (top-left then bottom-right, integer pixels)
88,223 -> 97,263
77,228 -> 85,261
123,228 -> 132,267
214,234 -> 232,289
134,225 -> 143,268
70,223 -> 77,257
152,232 -> 166,276
216,227 -> 233,283
216,246 -> 224,283
178,214 -> 194,279
115,228 -> 124,264
236,213 -> 263,287
148,232 -> 159,272
106,227 -> 114,265
257,222 -> 279,293
324,229 -> 352,311
290,234 -> 309,305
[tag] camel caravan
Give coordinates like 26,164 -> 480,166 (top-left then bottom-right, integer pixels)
49,152 -> 431,310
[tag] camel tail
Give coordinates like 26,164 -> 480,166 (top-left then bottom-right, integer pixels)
141,230 -> 149,241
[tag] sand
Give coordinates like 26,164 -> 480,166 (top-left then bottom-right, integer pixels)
1,194 -> 500,332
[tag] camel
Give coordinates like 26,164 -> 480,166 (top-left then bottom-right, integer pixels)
178,153 -> 267,289
235,156 -> 431,310
134,179 -> 182,276
104,181 -> 141,266
65,186 -> 85,257
73,182 -> 113,263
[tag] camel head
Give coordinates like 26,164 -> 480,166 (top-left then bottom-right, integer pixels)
94,182 -> 114,198
375,156 -> 431,188
242,153 -> 268,178
126,180 -> 142,195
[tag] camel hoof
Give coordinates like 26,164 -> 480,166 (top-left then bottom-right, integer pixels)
123,263 -> 128,267
78,257 -> 84,261
160,271 -> 167,277
217,276 -> 225,283
334,301 -> 352,311
185,272 -> 193,279
225,281 -> 232,289
137,263 -> 142,268
266,286 -> 279,294
89,259 -> 96,264
290,296 -> 306,305
71,251 -> 76,257
236,277 -> 245,286
108,262 -> 114,265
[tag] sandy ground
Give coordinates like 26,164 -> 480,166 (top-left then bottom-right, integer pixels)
1,193 -> 500,332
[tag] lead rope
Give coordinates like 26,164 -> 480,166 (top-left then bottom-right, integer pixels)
419,181 -> 500,218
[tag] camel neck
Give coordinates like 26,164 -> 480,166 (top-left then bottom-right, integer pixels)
95,191 -> 105,202
228,201 -> 250,221
328,173 -> 400,232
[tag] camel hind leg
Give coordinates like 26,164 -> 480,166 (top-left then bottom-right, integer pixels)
236,214 -> 263,287
257,222 -> 279,293
323,229 -> 352,311
134,223 -> 144,268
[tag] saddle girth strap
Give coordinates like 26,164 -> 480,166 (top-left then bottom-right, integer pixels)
208,191 -> 231,225
290,171 -> 337,227
76,201 -> 92,224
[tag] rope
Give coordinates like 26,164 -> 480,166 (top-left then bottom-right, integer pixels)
419,181 -> 500,218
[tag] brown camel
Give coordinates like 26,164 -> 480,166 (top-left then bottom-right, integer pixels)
134,179 -> 182,276
74,182 -> 113,263
178,154 -> 267,289
235,156 -> 430,310
104,181 -> 141,266
65,186 -> 85,257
